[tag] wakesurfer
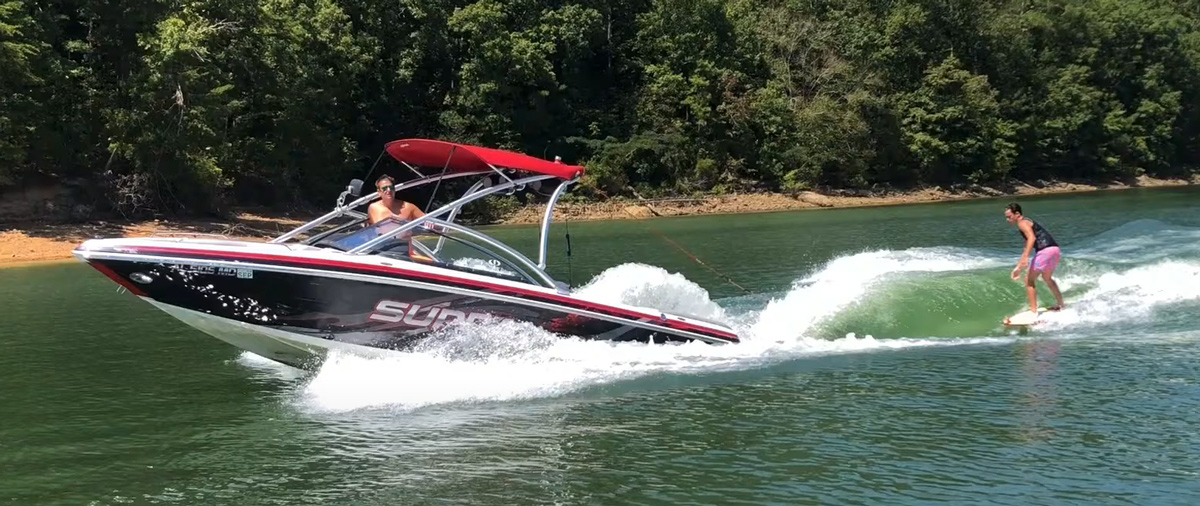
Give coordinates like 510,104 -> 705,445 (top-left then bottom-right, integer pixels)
1005,203 -> 1065,317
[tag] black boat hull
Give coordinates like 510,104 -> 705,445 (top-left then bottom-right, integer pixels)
87,256 -> 735,368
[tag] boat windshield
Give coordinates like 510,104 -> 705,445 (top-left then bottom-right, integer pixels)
408,230 -> 545,286
314,218 -> 411,254
313,218 -> 548,286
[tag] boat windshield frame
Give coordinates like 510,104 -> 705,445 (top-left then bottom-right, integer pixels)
406,219 -> 555,287
269,170 -> 489,244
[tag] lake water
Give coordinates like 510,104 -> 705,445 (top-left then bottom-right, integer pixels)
3,187 -> 1200,504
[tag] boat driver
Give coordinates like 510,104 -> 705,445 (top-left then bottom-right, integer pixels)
365,175 -> 438,261
367,175 -> 427,226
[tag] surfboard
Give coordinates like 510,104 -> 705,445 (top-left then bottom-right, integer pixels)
1004,307 -> 1048,327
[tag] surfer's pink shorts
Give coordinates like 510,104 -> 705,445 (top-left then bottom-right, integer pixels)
1031,246 -> 1061,273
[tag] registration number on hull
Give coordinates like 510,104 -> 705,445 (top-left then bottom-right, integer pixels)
182,265 -> 254,279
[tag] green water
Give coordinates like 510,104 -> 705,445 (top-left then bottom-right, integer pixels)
3,187 -> 1200,504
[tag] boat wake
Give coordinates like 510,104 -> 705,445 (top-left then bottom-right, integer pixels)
1038,260 -> 1200,332
240,219 -> 1200,412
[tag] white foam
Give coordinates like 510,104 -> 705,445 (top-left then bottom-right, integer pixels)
290,248 -> 1014,413
572,263 -> 730,323
299,318 -> 731,413
267,243 -> 1200,413
1037,260 -> 1200,330
296,327 -> 1009,413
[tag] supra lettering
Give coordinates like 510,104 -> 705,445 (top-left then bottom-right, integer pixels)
368,300 -> 489,329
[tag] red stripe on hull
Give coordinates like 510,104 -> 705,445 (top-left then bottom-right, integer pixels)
88,262 -> 149,296
122,245 -> 739,342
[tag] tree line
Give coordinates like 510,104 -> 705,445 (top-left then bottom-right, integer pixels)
2,0 -> 1198,217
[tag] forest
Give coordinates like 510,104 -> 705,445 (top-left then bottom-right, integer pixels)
2,0 -> 1198,217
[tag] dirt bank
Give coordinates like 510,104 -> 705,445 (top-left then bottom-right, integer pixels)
497,174 -> 1199,224
0,212 -> 306,266
2,175 -> 1195,266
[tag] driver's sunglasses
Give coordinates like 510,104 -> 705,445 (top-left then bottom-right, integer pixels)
377,185 -> 394,193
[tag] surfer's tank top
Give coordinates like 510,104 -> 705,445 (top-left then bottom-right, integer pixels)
1018,218 -> 1059,251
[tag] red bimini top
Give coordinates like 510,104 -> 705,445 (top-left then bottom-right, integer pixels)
384,139 -> 584,180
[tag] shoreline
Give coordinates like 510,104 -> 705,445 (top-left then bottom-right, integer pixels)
3,175 -> 1195,267
496,174 -> 1199,224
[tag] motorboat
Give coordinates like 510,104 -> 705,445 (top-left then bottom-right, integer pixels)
74,139 -> 740,368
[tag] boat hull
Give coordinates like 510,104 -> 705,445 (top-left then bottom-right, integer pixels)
147,300 -> 349,368
82,253 -> 737,368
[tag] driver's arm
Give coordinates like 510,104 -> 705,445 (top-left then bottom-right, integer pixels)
402,202 -> 442,232
400,202 -> 426,221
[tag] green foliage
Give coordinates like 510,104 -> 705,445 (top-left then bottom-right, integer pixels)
0,0 -> 40,185
0,0 -> 37,82
2,0 -> 1199,213
442,1 -> 605,150
899,55 -> 1016,184
987,0 -> 1200,180
570,133 -> 690,196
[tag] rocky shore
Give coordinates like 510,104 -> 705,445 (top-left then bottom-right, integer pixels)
497,175 -> 1198,224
